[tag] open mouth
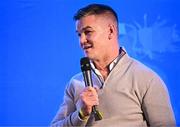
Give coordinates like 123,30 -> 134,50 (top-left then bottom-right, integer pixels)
83,45 -> 93,50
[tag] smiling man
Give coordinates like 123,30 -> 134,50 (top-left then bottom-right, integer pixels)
51,4 -> 176,127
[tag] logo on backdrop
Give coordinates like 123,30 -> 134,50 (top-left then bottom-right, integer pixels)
119,14 -> 180,60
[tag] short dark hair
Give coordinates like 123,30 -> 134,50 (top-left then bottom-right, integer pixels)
73,3 -> 118,24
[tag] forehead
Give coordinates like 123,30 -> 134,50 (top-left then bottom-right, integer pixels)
76,15 -> 106,32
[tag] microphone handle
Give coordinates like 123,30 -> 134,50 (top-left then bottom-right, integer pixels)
82,70 -> 103,121
92,106 -> 103,121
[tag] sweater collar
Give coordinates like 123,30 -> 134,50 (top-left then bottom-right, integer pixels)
90,47 -> 126,82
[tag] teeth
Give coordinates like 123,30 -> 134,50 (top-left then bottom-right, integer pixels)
83,45 -> 92,49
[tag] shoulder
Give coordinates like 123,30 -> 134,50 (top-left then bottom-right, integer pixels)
64,72 -> 85,100
69,72 -> 84,85
129,57 -> 167,93
66,72 -> 85,90
129,57 -> 160,80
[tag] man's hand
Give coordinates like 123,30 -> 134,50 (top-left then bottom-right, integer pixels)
80,86 -> 99,116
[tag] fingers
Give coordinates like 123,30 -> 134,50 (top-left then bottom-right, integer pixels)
94,86 -> 99,92
80,86 -> 99,115
81,87 -> 99,105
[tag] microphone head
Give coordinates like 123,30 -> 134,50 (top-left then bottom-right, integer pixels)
80,57 -> 91,71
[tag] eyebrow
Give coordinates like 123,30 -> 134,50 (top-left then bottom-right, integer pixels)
76,26 -> 93,33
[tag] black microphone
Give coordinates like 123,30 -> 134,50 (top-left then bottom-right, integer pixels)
80,57 -> 103,121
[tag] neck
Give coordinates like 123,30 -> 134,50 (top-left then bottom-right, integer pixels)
93,57 -> 114,81
93,49 -> 119,71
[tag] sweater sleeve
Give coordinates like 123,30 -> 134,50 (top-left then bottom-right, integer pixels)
142,74 -> 176,127
50,81 -> 87,127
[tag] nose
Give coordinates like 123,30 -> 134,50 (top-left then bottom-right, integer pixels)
79,33 -> 87,47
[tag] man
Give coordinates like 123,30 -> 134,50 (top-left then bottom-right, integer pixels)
51,4 -> 176,127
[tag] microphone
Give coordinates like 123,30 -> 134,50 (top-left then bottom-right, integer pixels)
80,57 -> 103,121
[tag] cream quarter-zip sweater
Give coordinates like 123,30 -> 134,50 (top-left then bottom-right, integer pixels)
51,53 -> 176,127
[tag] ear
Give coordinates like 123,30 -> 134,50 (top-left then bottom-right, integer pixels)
108,24 -> 116,40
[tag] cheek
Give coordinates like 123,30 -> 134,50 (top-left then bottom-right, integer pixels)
90,32 -> 109,48
94,32 -> 107,41
96,34 -> 108,46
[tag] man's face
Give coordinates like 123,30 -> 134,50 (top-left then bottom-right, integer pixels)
76,15 -> 110,60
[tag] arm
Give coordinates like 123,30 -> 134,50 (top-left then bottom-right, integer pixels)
50,82 -> 88,127
142,75 -> 176,126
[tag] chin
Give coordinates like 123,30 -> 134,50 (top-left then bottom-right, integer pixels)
84,50 -> 96,60
85,53 -> 93,60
